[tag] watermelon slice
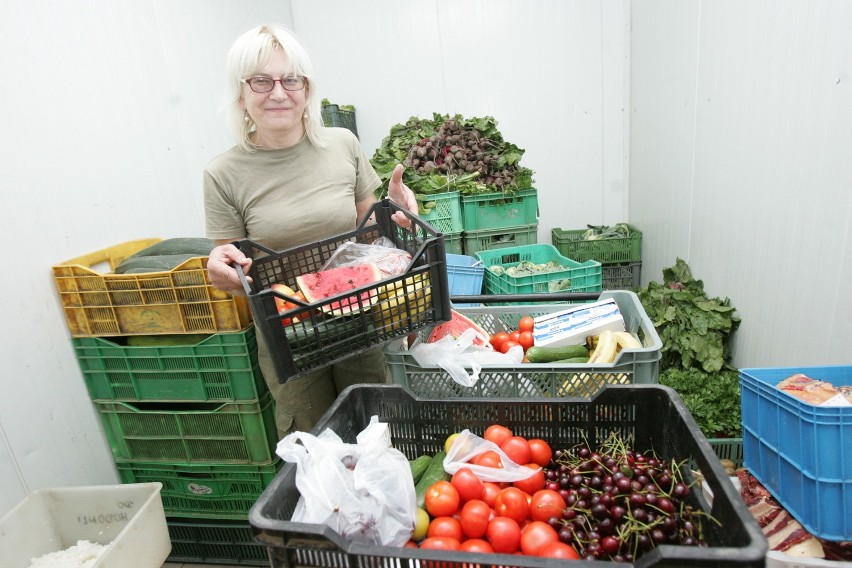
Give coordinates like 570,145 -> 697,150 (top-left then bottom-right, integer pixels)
427,310 -> 492,349
295,263 -> 383,316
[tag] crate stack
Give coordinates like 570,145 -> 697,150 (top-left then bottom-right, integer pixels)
461,189 -> 539,256
52,239 -> 275,566
551,225 -> 643,290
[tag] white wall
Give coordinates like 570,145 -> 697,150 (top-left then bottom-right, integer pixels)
629,0 -> 852,368
1,0 -> 850,517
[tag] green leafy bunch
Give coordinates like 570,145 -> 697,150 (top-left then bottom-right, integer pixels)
370,113 -> 535,213
658,367 -> 742,438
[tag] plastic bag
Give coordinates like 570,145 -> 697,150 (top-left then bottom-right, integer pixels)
276,416 -> 416,546
409,328 -> 524,387
321,237 -> 412,277
443,429 -> 540,482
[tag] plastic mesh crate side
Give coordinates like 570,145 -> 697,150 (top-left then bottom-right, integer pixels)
602,262 -> 642,290
462,223 -> 538,257
461,189 -> 538,231
320,104 -> 358,138
445,254 -> 484,298
53,240 -> 251,336
443,232 -> 463,255
238,199 -> 452,384
249,384 -> 767,567
707,438 -> 744,469
740,365 -> 851,540
167,518 -> 268,565
418,192 -> 463,234
551,226 -> 642,264
97,395 -> 278,465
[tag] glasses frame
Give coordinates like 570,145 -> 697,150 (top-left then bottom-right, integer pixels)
241,76 -> 306,93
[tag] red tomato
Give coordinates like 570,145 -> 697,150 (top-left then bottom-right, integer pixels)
509,330 -> 521,343
459,499 -> 491,539
518,331 -> 535,351
480,482 -> 501,507
472,451 -> 503,469
512,464 -> 545,495
528,489 -> 567,523
419,536 -> 461,551
500,436 -> 532,465
500,340 -> 521,354
527,439 -> 553,467
493,487 -> 530,523
485,516 -> 521,554
404,540 -> 418,548
520,521 -> 559,556
483,425 -> 513,447
451,467 -> 484,502
518,316 -> 535,333
424,480 -> 460,517
537,541 -> 580,559
460,538 -> 494,554
489,332 -> 510,351
427,516 -> 463,542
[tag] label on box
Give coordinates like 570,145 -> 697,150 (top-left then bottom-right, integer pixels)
821,393 -> 852,407
532,298 -> 626,348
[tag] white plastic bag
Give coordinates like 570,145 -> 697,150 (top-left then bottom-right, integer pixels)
443,429 -> 540,482
321,238 -> 412,277
276,416 -> 416,546
409,328 -> 524,387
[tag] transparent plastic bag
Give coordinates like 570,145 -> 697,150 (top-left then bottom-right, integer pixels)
409,328 -> 523,387
321,237 -> 412,277
276,416 -> 416,546
443,429 -> 540,482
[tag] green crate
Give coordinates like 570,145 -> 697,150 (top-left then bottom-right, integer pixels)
476,244 -> 602,299
461,189 -> 538,231
551,225 -> 642,264
72,326 -> 266,402
418,191 -> 463,234
386,290 -> 661,396
167,518 -> 268,565
97,394 -> 277,465
320,104 -> 358,138
602,262 -> 642,290
118,460 -> 282,519
462,224 -> 538,256
707,438 -> 744,469
443,232 -> 463,255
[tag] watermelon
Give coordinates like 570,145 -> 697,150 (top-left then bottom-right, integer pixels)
295,263 -> 383,316
427,310 -> 492,349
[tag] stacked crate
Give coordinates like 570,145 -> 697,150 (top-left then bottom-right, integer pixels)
52,239 -> 274,566
461,189 -> 539,255
551,225 -> 642,290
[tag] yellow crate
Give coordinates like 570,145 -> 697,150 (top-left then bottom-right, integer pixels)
53,239 -> 252,337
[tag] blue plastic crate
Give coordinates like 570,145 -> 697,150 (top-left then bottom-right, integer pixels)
739,365 -> 851,541
446,254 -> 483,307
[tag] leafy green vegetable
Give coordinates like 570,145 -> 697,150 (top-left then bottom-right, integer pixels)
582,223 -> 635,240
659,367 -> 742,438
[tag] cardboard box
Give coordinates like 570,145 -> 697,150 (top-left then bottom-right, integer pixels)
531,297 -> 625,348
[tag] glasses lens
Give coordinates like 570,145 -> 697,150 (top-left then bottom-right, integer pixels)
282,77 -> 304,91
248,77 -> 273,92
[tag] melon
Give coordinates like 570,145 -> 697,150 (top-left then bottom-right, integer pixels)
295,263 -> 383,316
427,310 -> 492,349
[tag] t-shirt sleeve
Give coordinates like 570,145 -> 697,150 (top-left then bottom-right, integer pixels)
353,136 -> 382,203
203,167 -> 247,240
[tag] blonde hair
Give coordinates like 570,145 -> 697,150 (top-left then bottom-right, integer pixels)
223,24 -> 326,151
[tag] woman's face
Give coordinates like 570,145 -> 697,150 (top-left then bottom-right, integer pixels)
240,48 -> 307,146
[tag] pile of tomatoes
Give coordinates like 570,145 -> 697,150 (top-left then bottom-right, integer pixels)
488,315 -> 535,355
411,424 -> 580,559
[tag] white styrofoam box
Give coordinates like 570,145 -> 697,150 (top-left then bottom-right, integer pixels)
766,551 -> 852,568
0,482 -> 170,567
531,297 -> 625,347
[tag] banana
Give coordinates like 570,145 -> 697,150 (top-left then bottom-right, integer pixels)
613,331 -> 642,350
588,329 -> 617,364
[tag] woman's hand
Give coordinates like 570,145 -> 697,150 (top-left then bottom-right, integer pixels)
207,243 -> 252,293
388,164 -> 418,227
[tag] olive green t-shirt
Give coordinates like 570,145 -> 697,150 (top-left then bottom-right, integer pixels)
203,127 -> 380,250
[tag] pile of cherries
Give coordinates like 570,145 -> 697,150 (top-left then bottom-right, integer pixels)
543,433 -> 711,562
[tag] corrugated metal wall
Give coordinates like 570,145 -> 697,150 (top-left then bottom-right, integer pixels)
1,0 -> 849,515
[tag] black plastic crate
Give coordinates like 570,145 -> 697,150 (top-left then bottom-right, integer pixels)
167,517 -> 268,566
249,384 -> 767,568
236,199 -> 452,383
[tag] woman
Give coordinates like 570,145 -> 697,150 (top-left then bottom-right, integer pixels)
203,24 -> 417,438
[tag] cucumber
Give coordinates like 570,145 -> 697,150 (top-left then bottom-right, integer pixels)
409,455 -> 432,484
552,356 -> 591,364
415,450 -> 449,508
525,344 -> 589,363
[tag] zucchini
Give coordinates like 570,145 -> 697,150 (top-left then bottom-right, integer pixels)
409,455 -> 432,485
415,450 -> 449,508
552,356 -> 590,364
525,344 -> 589,363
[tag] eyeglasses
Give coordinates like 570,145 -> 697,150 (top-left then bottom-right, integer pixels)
241,76 -> 306,93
